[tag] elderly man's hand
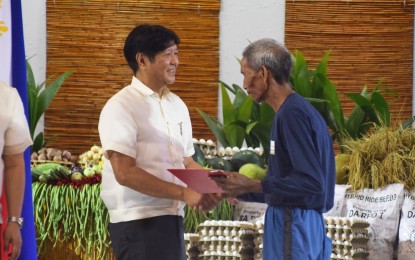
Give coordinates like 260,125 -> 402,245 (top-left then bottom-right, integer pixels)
210,171 -> 262,197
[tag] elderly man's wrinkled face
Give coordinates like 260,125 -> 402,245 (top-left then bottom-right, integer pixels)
240,57 -> 267,103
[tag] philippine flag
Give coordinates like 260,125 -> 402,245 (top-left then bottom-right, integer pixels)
0,0 -> 38,259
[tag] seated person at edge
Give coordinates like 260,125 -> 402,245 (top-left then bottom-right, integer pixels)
0,82 -> 32,260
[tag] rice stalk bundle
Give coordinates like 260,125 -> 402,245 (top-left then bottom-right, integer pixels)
405,146 -> 415,189
344,126 -> 415,190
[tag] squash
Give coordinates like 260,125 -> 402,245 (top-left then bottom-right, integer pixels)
206,157 -> 233,171
192,143 -> 206,166
230,150 -> 264,171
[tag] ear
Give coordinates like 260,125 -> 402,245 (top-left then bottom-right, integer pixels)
260,65 -> 270,83
136,53 -> 146,68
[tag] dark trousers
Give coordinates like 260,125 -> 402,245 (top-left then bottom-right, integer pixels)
109,215 -> 186,260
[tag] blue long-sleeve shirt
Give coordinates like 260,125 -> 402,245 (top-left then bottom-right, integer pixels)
239,93 -> 335,213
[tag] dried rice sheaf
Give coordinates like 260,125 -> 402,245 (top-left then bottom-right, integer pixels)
343,126 -> 415,190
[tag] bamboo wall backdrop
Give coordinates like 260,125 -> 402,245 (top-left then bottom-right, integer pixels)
46,0 -> 219,155
285,0 -> 414,126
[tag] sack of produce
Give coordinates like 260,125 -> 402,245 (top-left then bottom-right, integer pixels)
397,189 -> 415,260
324,184 -> 351,217
343,183 -> 404,260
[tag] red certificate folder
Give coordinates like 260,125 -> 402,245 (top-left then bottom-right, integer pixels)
168,169 -> 225,194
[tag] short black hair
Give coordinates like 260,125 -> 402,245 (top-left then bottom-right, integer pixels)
124,24 -> 180,73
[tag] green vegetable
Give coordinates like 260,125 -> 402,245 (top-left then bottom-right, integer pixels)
192,143 -> 206,166
184,200 -> 233,233
83,167 -> 95,177
39,175 -> 52,183
92,164 -> 102,174
71,172 -> 83,181
31,168 -> 43,182
230,150 -> 264,172
239,163 -> 267,180
35,162 -> 61,174
206,157 -> 233,171
32,182 -> 110,258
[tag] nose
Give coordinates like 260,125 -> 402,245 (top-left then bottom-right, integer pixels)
242,81 -> 248,90
171,55 -> 179,66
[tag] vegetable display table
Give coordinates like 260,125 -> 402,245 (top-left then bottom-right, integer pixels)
33,182 -> 113,259
33,181 -> 233,259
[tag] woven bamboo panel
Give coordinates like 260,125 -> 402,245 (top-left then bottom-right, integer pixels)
45,0 -> 220,155
285,1 -> 414,126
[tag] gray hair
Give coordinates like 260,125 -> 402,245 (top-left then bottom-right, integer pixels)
242,38 -> 292,85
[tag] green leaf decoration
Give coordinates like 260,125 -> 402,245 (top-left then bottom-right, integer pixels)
315,50 -> 330,76
234,90 -> 252,124
248,121 -> 271,159
402,116 -> 415,129
246,121 -> 258,134
371,92 -> 390,127
291,50 -> 312,97
321,76 -> 344,134
224,123 -> 246,148
32,132 -> 44,153
26,60 -> 72,152
259,102 -> 274,122
232,89 -> 248,110
219,80 -> 236,95
346,93 -> 380,125
44,134 -> 59,148
231,83 -> 244,94
290,50 -> 392,152
344,107 -> 366,138
221,83 -> 234,125
196,109 -> 230,147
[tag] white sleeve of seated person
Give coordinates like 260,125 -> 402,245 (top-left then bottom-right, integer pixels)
3,87 -> 33,155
